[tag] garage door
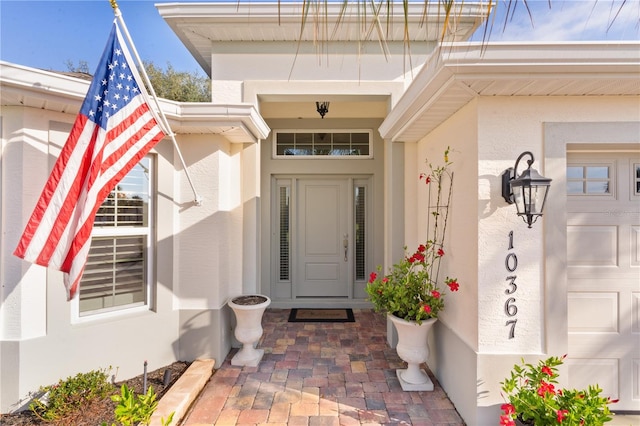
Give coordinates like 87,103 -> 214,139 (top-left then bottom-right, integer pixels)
567,152 -> 640,411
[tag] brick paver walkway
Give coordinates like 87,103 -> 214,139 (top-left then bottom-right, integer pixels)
180,308 -> 465,425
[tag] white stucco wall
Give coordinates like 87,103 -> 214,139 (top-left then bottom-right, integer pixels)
0,106 -> 180,412
409,94 -> 640,425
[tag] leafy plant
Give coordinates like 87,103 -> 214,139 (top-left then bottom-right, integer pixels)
500,355 -> 616,425
29,367 -> 113,421
366,147 -> 459,324
103,384 -> 174,426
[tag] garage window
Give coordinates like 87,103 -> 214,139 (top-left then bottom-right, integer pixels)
567,164 -> 613,195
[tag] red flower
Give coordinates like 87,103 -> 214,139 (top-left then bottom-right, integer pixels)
499,414 -> 515,426
447,280 -> 460,292
421,304 -> 432,314
501,404 -> 515,415
413,252 -> 425,262
556,409 -> 568,423
407,255 -> 416,264
537,380 -> 556,397
382,277 -> 388,283
431,290 -> 440,298
542,365 -> 554,376
419,173 -> 432,184
417,244 -> 426,253
437,248 -> 445,257
368,272 -> 377,283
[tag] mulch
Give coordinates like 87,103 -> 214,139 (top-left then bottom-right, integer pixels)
0,361 -> 190,426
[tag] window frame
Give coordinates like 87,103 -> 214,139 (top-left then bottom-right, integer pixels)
272,129 -> 373,159
566,161 -> 616,198
72,155 -> 155,322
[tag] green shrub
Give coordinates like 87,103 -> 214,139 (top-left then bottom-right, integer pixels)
29,368 -> 113,421
104,384 -> 174,426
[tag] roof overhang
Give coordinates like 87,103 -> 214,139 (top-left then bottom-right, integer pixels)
156,1 -> 488,75
379,41 -> 640,142
0,61 -> 270,143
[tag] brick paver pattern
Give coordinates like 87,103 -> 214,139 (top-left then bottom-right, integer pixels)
181,309 -> 465,426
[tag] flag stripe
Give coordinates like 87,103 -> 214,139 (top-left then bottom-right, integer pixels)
14,21 -> 166,300
54,101 -> 160,269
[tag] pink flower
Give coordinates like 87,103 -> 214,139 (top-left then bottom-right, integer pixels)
542,365 -> 554,376
557,409 -> 568,423
421,304 -> 432,314
500,414 -> 515,426
501,404 -> 515,415
537,380 -> 556,397
431,290 -> 441,298
382,277 -> 388,283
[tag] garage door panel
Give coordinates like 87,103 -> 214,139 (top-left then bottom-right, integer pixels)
567,225 -> 618,267
568,292 -> 618,333
634,359 -> 640,400
567,359 -> 619,400
632,226 -> 640,267
634,293 -> 640,334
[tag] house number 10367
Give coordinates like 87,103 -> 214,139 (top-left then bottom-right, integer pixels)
505,231 -> 518,339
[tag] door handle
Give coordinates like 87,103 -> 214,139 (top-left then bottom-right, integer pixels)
343,234 -> 348,262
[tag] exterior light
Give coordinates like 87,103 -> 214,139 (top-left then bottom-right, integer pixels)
501,151 -> 552,228
316,101 -> 329,119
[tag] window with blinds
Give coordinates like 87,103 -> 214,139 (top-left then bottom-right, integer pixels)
79,157 -> 152,315
274,131 -> 372,158
354,186 -> 366,281
279,185 -> 290,281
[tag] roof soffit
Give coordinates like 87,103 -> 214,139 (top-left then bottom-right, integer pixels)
379,42 -> 640,142
0,61 -> 270,143
156,2 -> 487,75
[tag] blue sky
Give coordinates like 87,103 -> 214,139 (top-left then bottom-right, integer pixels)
1,0 -> 638,75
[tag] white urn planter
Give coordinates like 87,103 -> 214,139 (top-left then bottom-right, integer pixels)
388,314 -> 437,391
228,295 -> 271,367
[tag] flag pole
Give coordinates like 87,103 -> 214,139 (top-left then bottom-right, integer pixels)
109,0 -> 203,206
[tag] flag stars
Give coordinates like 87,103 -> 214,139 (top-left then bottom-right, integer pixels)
102,79 -> 108,86
119,72 -> 126,79
116,83 -> 123,90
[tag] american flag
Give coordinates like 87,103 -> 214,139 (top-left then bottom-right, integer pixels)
14,22 -> 166,300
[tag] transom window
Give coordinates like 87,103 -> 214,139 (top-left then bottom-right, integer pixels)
78,156 -> 153,316
567,163 -> 613,195
274,130 -> 372,158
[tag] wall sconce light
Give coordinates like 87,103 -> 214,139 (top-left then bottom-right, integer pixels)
316,101 -> 329,119
501,151 -> 552,228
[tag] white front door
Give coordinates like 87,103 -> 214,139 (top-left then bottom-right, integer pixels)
567,152 -> 640,411
296,178 -> 350,297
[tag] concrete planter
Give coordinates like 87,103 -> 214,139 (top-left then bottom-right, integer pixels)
228,295 -> 271,367
388,314 -> 437,391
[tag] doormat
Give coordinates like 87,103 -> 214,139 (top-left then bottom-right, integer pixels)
288,308 -> 355,323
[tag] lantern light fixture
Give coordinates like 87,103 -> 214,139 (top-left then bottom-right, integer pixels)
316,101 -> 329,119
501,151 -> 552,228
